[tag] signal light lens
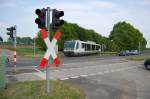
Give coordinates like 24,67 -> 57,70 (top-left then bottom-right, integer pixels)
7,28 -> 11,31
35,18 -> 40,24
58,11 -> 64,17
35,9 -> 41,16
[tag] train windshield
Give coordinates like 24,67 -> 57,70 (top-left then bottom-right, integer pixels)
64,41 -> 75,49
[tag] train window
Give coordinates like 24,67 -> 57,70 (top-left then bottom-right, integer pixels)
96,45 -> 99,50
85,44 -> 88,51
64,41 -> 75,49
92,45 -> 95,50
96,45 -> 100,50
87,44 -> 90,51
82,43 -> 85,48
85,43 -> 92,51
98,46 -> 100,49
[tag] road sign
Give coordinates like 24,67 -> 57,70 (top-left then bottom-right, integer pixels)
39,29 -> 61,69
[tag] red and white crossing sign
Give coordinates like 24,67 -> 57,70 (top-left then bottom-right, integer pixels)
39,29 -> 61,69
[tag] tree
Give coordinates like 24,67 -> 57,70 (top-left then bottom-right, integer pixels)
16,37 -> 34,45
109,21 -> 147,51
36,21 -> 108,51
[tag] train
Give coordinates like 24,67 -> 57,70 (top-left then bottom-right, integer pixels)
64,40 -> 101,56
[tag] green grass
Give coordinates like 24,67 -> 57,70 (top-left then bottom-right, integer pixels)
0,80 -> 85,99
8,48 -> 44,58
99,51 -> 117,56
127,55 -> 150,61
7,48 -> 64,58
17,48 -> 44,56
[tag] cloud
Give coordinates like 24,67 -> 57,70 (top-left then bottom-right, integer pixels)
135,0 -> 150,6
0,0 -> 17,8
142,0 -> 150,4
42,1 -> 117,12
53,1 -> 150,47
90,1 -> 117,8
0,0 -> 149,47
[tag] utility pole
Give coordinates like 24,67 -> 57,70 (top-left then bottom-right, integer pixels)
139,42 -> 141,56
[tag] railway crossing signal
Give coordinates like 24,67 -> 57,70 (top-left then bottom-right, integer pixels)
35,7 -> 64,95
7,26 -> 16,40
35,8 -> 46,29
39,29 -> 61,69
52,9 -> 64,30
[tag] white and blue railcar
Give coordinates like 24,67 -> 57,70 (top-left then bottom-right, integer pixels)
64,40 -> 101,56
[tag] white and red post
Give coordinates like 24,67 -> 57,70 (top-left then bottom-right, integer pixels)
14,25 -> 17,71
14,48 -> 16,70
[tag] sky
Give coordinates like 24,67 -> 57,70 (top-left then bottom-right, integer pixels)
0,0 -> 150,47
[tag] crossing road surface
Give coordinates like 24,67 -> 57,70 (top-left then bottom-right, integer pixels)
7,55 -> 150,99
7,55 -> 125,69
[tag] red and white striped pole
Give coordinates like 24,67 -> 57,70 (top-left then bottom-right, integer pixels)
14,25 -> 17,71
14,48 -> 16,71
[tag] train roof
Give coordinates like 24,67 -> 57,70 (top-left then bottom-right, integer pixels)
65,40 -> 101,46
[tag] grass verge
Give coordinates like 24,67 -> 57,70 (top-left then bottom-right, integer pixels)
7,48 -> 44,58
0,80 -> 85,99
7,48 -> 64,59
127,55 -> 150,61
99,52 -> 117,56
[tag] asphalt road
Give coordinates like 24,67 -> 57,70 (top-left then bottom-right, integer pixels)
7,55 -> 125,68
7,55 -> 150,99
65,62 -> 150,99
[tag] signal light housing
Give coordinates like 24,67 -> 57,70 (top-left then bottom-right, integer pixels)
6,27 -> 15,40
35,8 -> 46,29
52,9 -> 64,30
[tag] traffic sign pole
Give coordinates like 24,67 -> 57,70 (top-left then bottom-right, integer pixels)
35,7 -> 63,95
14,25 -> 17,72
46,7 -> 51,95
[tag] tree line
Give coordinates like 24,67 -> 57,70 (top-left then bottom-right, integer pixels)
35,21 -> 147,51
7,37 -> 34,45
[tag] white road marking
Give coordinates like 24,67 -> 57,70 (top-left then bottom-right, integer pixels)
20,73 -> 33,75
103,70 -> 109,73
110,70 -> 115,72
33,72 -> 46,80
60,78 -> 69,80
53,70 -> 60,72
32,61 -> 140,80
80,75 -> 88,77
88,73 -> 97,76
97,72 -> 103,75
63,61 -> 95,66
70,76 -> 79,79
